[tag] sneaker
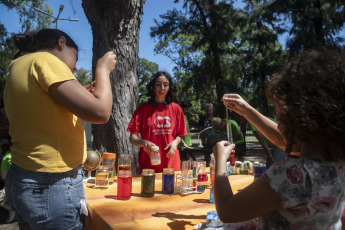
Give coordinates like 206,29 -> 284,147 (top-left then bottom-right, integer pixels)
6,210 -> 16,223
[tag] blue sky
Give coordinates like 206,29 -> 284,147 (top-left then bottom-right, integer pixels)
1,1 -> 344,75
0,0 -> 184,74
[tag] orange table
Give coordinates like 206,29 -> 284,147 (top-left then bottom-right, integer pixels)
84,171 -> 253,230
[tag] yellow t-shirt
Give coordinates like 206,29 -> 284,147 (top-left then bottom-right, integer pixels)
4,52 -> 86,172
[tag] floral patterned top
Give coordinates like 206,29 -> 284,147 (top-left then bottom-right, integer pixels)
259,157 -> 345,230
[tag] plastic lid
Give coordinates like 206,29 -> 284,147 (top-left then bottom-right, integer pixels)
102,152 -> 116,159
210,153 -> 214,158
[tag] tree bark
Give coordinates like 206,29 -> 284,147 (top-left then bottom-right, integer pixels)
82,0 -> 145,175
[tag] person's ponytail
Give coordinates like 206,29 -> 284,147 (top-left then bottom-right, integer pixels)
12,29 -> 78,59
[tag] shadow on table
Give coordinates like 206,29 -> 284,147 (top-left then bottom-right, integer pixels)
152,212 -> 206,229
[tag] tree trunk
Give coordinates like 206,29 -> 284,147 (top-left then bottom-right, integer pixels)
82,0 -> 145,175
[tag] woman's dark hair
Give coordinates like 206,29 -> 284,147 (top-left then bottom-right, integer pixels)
267,47 -> 345,160
147,71 -> 177,104
12,29 -> 78,59
181,101 -> 192,108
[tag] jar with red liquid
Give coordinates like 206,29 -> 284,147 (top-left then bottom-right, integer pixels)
117,154 -> 131,175
196,161 -> 208,182
117,170 -> 132,200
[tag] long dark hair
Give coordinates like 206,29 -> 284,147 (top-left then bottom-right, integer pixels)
12,29 -> 78,59
146,71 -> 177,104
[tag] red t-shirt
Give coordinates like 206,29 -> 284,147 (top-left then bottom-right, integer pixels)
127,102 -> 187,173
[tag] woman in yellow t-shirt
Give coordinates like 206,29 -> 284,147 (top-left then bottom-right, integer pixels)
4,29 -> 116,229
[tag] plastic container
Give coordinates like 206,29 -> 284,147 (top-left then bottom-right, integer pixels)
210,154 -> 215,186
150,146 -> 161,165
210,187 -> 215,203
141,169 -> 155,197
162,168 -> 175,194
102,152 -> 116,166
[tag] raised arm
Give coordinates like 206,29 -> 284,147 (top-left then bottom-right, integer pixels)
49,51 -> 116,124
213,141 -> 280,222
222,94 -> 285,149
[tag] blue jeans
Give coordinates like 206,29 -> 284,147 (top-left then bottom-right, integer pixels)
5,164 -> 86,230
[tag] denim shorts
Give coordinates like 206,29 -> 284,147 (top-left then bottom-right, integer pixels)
5,164 -> 86,230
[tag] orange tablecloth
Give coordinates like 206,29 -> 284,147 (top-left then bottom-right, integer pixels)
84,171 -> 254,230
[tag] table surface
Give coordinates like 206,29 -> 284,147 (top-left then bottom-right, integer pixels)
84,171 -> 254,230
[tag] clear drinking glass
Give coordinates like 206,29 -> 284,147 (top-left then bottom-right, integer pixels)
108,165 -> 115,184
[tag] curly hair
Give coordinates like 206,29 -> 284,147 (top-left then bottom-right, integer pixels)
146,71 -> 177,104
267,47 -> 345,160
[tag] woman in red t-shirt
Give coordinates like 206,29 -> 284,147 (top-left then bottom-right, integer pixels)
127,71 -> 187,174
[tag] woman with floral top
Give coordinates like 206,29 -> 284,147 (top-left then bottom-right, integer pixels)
214,47 -> 345,229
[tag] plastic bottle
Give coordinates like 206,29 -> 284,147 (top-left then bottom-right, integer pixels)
210,187 -> 215,203
210,153 -> 215,186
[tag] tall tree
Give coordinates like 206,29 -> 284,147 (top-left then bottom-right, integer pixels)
239,0 -> 288,116
138,57 -> 158,104
0,0 -> 52,101
258,0 -> 345,54
74,67 -> 92,86
151,0 -> 245,115
82,0 -> 145,175
1,0 -> 52,32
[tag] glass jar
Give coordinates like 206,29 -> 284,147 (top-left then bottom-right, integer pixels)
117,154 -> 131,175
196,161 -> 208,182
117,170 -> 132,200
253,162 -> 266,180
102,152 -> 116,166
162,168 -> 175,194
95,165 -> 109,188
108,165 -> 115,184
141,169 -> 155,198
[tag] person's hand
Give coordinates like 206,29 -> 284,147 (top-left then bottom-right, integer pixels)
213,141 -> 235,163
222,94 -> 251,116
84,81 -> 96,94
96,51 -> 117,76
143,140 -> 156,157
165,140 -> 178,158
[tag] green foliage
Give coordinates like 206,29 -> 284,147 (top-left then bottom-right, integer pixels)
74,67 -> 92,86
151,0 -> 345,119
0,0 -> 52,102
138,57 -> 159,104
257,0 -> 345,54
151,0 -> 248,116
1,0 -> 53,32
